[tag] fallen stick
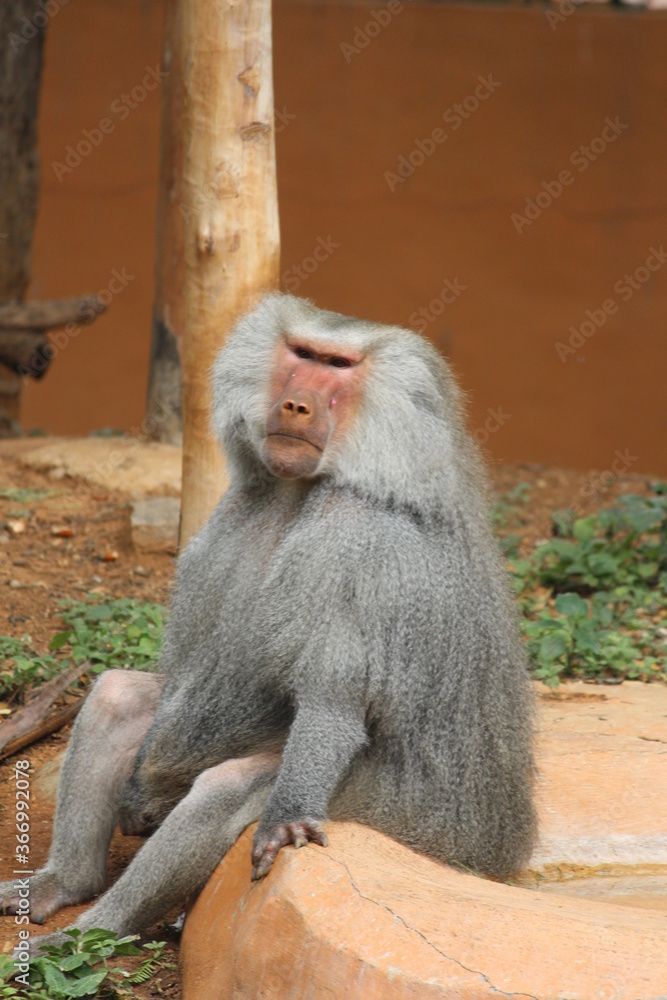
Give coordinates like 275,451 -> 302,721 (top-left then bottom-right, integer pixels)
0,661 -> 90,759
0,295 -> 106,330
0,698 -> 84,760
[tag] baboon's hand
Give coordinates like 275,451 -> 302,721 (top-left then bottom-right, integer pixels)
251,819 -> 328,880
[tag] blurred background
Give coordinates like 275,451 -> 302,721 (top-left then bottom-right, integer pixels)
11,0 -> 667,473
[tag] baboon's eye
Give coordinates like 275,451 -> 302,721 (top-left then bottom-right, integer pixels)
329,357 -> 352,369
294,346 -> 314,361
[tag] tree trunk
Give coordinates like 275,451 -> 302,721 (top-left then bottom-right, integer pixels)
146,0 -> 185,446
179,0 -> 280,546
0,2 -> 46,434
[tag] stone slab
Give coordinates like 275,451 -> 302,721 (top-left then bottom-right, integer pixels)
533,682 -> 667,870
181,823 -> 667,1000
181,682 -> 667,999
0,437 -> 182,498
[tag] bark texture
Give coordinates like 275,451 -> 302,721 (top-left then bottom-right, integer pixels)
0,2 -> 45,432
179,0 -> 280,545
146,0 -> 185,446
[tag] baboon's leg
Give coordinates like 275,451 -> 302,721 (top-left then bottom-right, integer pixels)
33,752 -> 281,943
0,670 -> 163,923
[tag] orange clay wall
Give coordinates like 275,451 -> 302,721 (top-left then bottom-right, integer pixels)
23,0 -> 667,474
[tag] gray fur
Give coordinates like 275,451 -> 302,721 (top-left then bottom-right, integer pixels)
0,293 -> 536,942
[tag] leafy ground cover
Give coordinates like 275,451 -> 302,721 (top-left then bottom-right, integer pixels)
1,599 -> 164,705
0,929 -> 172,1000
495,484 -> 667,686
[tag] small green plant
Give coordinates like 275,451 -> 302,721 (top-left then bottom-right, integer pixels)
0,598 -> 166,703
52,598 -> 165,673
529,493 -> 667,594
124,941 -> 168,986
514,489 -> 667,685
0,636 -> 62,701
0,487 -> 56,504
491,481 -> 533,531
0,928 -> 169,999
521,592 -> 665,686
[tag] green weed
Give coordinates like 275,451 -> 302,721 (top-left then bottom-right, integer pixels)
0,928 -> 170,999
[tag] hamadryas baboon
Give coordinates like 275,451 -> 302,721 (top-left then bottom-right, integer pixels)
1,293 -> 536,948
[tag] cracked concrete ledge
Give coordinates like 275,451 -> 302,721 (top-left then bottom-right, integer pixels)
181,823 -> 666,1000
181,684 -> 667,999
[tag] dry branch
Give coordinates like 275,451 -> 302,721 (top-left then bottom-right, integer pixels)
0,699 -> 84,760
0,295 -> 107,376
0,661 -> 90,759
0,295 -> 106,330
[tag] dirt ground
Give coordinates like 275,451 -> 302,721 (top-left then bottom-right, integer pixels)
0,443 -> 662,998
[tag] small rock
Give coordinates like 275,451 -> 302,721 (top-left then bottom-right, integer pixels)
6,519 -> 26,535
8,579 -> 24,588
12,558 -> 28,567
102,549 -> 119,562
51,525 -> 73,538
133,565 -> 149,577
131,497 -> 180,554
91,574 -> 103,584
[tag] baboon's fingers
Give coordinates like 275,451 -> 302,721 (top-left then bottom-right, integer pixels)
251,818 -> 328,880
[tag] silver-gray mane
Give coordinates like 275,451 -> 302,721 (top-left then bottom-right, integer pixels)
212,293 -> 486,514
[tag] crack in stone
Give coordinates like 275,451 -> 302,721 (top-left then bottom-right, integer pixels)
323,852 -> 539,1000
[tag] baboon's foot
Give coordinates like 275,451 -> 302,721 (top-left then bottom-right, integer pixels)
0,871 -> 99,924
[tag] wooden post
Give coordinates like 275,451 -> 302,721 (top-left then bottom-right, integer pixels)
179,0 -> 280,546
146,0 -> 185,445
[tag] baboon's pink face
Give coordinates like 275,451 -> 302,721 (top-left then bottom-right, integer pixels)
263,337 -> 367,479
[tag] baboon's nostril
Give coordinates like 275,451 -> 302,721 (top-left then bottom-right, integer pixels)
281,398 -> 311,417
